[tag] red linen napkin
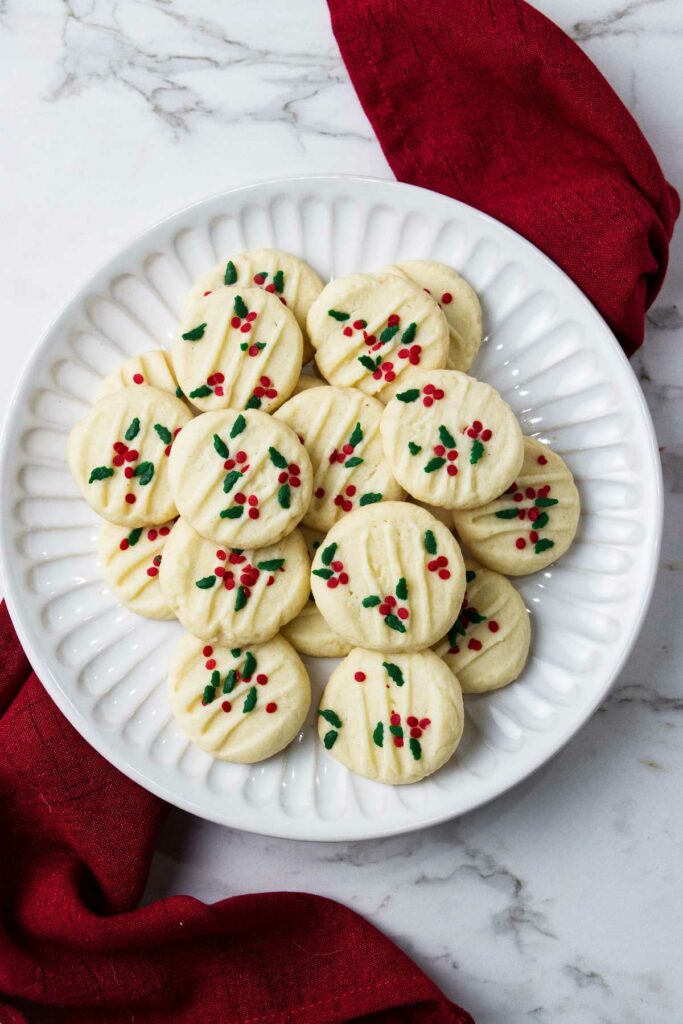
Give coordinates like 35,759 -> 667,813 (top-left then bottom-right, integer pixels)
327,0 -> 679,356
0,602 -> 473,1024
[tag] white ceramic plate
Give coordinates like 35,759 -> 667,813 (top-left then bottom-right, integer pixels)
0,176 -> 661,840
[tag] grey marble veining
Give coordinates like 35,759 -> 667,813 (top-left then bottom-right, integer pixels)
0,1 -> 681,1021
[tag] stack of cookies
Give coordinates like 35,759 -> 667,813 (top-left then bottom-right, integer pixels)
67,249 -> 580,785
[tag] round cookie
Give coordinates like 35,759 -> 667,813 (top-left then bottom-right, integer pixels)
380,370 -> 524,509
96,349 -> 182,401
452,436 -> 580,575
433,560 -> 530,693
317,647 -> 464,784
281,529 -> 353,658
310,502 -> 465,653
168,409 -> 312,547
67,386 -> 192,527
169,632 -> 310,763
98,519 -> 176,620
172,286 -> 302,413
159,518 -> 309,645
306,273 -> 449,402
275,385 -> 404,532
189,249 -> 323,364
385,260 -> 482,372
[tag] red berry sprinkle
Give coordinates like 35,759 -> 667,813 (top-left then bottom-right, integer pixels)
315,487 -> 325,499
387,314 -> 400,327
441,292 -> 453,304
125,494 -> 136,504
205,659 -> 216,670
538,454 -> 548,465
222,701 -> 231,713
488,621 -> 499,633
468,638 -> 482,651
119,539 -> 129,551
354,671 -> 366,682
203,645 -> 213,657
266,702 -> 277,713
516,538 -> 526,549
257,673 -> 268,685
132,373 -> 144,384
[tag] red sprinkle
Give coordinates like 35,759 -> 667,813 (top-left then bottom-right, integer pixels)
441,292 -> 453,304
538,454 -> 548,465
315,487 -> 325,499
468,638 -> 482,651
354,671 -> 366,682
119,539 -> 129,551
125,494 -> 136,504
516,538 -> 526,550
205,659 -> 216,670
222,701 -> 232,713
132,373 -> 144,384
266,702 -> 277,713
257,674 -> 268,685
488,621 -> 499,633
146,567 -> 158,577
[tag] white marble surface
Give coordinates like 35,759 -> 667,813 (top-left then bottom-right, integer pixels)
1,2 -> 682,1021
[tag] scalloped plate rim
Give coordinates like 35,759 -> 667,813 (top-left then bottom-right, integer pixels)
0,174 -> 663,841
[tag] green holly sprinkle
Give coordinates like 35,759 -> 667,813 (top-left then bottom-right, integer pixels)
257,558 -> 285,572
213,434 -> 230,458
535,538 -> 555,554
383,662 -> 405,687
175,385 -> 184,398
535,497 -> 558,507
372,721 -> 384,747
328,309 -> 350,321
424,457 -> 446,473
395,577 -> 408,600
438,425 -> 456,448
242,651 -> 257,678
230,414 -> 246,438
269,446 -> 288,469
195,576 -> 216,590
396,389 -> 420,403
345,456 -> 363,468
323,730 -> 338,749
385,614 -> 406,634
359,493 -> 382,506
424,530 -> 437,555
134,461 -> 154,486
401,322 -> 416,345
220,506 -> 244,519
127,528 -> 143,547
534,512 -> 549,530
224,260 -> 238,285
379,324 -> 399,344
234,295 -> 248,318
154,423 -> 172,444
223,470 -> 242,494
321,543 -> 337,566
495,508 -> 519,519
189,385 -> 213,399
408,442 -> 421,456
224,670 -> 238,694
88,466 -> 114,484
319,708 -> 342,729
470,439 -> 484,464
234,586 -> 248,612
409,737 -> 422,761
358,354 -> 378,373
465,569 -> 476,582
125,418 -> 140,442
273,269 -> 285,293
242,686 -> 257,713
362,595 -> 381,607
203,685 -> 216,705
182,323 -> 206,341
312,568 -> 333,580
245,395 -> 261,410
349,422 -> 363,447
278,484 -> 291,509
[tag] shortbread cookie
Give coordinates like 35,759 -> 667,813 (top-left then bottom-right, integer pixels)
98,519 -> 176,619
159,518 -> 309,645
96,349 -> 182,401
317,647 -> 464,784
281,529 -> 353,658
452,436 -> 580,575
434,561 -> 530,692
172,286 -> 302,413
381,370 -> 523,509
168,409 -> 312,547
190,248 -> 323,364
292,372 -> 324,395
67,386 -> 192,527
385,260 -> 482,372
169,632 -> 310,762
275,385 -> 404,532
307,273 -> 449,402
310,502 -> 465,653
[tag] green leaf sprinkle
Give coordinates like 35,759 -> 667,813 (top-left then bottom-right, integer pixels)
401,322 -> 417,345
383,662 -> 405,687
189,385 -> 213,398
535,497 -> 558,507
245,395 -> 261,410
358,354 -> 377,373
273,269 -> 284,293
319,708 -> 342,729
203,685 -> 216,705
362,595 -> 381,608
395,577 -> 408,600
389,724 -> 403,738
424,530 -> 437,555
470,439 -> 485,464
349,422 -> 363,448
321,543 -> 337,566
424,457 -> 446,473
125,418 -> 140,442
223,470 -> 242,494
534,512 -> 550,530
385,613 -> 406,634
323,730 -> 338,749
328,309 -> 350,321
438,425 -> 456,449
242,686 -> 257,713
220,506 -> 244,519
278,483 -> 291,509
449,620 -> 466,642
213,434 -> 230,458
234,295 -> 248,318
230,414 -> 246,438
224,260 -> 237,285
234,586 -> 249,612
269,446 -> 288,469
210,670 -> 220,688
230,648 -> 242,658
344,456 -> 363,468
182,323 -> 206,341
195,576 -> 216,590
409,737 -> 422,761
465,569 -> 476,582
463,607 -> 486,624
408,442 -> 422,456
88,466 -> 114,484
396,388 -> 419,403
175,385 -> 184,398
379,324 -> 399,343
154,423 -> 172,444
535,538 -> 555,554
223,670 -> 238,694
359,492 -> 382,506
134,461 -> 154,486
372,721 -> 384,747
495,508 -> 519,519
312,568 -> 333,580
127,528 -> 143,547
256,558 -> 285,572
242,651 -> 257,679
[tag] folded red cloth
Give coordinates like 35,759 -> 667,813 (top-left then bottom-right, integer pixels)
0,602 -> 473,1024
328,0 -> 679,356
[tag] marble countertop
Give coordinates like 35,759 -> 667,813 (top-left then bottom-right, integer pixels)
1,2 -> 681,1021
